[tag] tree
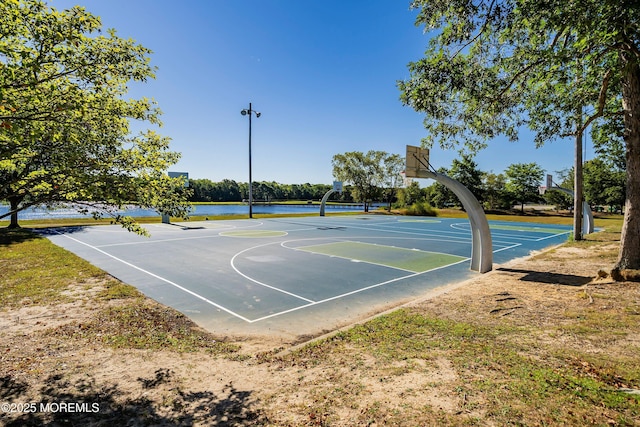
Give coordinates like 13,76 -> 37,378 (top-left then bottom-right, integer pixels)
592,124 -> 627,171
425,167 -> 455,209
381,154 -> 404,211
399,0 -> 640,274
541,168 -> 573,210
449,154 -> 485,205
505,163 -> 544,213
216,179 -> 241,202
190,179 -> 214,202
583,159 -> 626,209
423,156 -> 484,210
396,180 -> 424,207
482,173 -> 511,210
0,0 -> 189,234
332,150 -> 398,212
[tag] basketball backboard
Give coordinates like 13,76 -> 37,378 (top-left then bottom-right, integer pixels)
169,171 -> 189,188
405,145 -> 429,178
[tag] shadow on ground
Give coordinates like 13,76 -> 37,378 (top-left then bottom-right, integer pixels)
0,369 -> 267,426
497,267 -> 592,286
0,228 -> 43,246
0,227 -> 93,247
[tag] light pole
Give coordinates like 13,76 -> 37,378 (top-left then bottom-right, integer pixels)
241,103 -> 261,218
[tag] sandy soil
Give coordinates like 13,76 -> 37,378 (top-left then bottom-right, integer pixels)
1,239 -> 638,426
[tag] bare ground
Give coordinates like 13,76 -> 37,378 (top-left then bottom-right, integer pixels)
1,238 -> 639,426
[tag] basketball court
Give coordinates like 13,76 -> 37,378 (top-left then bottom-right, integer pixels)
40,215 -> 572,340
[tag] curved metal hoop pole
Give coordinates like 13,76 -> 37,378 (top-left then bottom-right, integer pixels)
416,170 -> 493,273
319,190 -> 337,216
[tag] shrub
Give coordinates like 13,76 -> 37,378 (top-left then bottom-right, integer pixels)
406,201 -> 436,216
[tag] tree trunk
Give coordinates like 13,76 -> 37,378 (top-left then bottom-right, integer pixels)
574,126 -> 584,241
614,56 -> 640,274
8,196 -> 21,229
574,70 -> 584,241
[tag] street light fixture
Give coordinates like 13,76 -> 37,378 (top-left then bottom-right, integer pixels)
241,102 -> 261,218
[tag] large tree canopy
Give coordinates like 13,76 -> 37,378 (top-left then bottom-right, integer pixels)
332,150 -> 401,212
0,0 -> 190,234
399,0 -> 640,274
504,162 -> 544,213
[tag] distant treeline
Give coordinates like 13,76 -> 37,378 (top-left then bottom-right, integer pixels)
189,179 -> 355,203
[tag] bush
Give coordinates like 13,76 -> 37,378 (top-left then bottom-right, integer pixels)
406,201 -> 436,216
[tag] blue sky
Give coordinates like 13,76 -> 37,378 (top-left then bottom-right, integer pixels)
51,0 -> 584,185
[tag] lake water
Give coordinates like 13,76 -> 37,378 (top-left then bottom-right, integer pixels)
0,203 -> 368,220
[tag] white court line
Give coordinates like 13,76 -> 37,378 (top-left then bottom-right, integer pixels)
450,222 -> 571,242
374,221 -> 474,239
535,231 -> 572,241
348,219 -> 556,248
339,223 -> 474,242
339,224 -> 534,254
299,234 -> 522,249
284,240 -> 418,273
492,243 -> 522,253
92,221 -> 271,247
229,242 -> 315,303
249,257 -> 470,323
55,231 -> 253,323
80,219 -> 345,248
96,233 -> 225,248
485,232 -> 542,242
304,223 -> 527,256
230,234 -> 473,322
268,217 -> 481,244
491,231 -> 569,242
281,238 -> 469,274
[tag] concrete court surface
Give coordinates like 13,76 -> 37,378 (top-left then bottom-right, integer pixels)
41,215 -> 572,341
